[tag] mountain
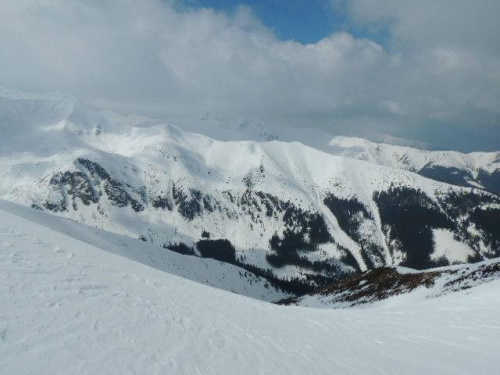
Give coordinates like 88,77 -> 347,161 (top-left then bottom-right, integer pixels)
1,197 -> 500,375
165,114 -> 500,195
282,257 -> 500,308
329,136 -> 500,195
1,88 -> 500,294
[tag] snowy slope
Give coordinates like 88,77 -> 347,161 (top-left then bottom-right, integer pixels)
329,136 -> 500,193
286,258 -> 500,309
1,201 -> 500,375
0,200 -> 288,302
163,114 -> 500,194
1,88 -> 500,293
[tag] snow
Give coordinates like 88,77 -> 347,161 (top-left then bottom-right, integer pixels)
328,135 -> 500,176
0,201 -> 287,302
0,89 -> 447,269
293,256 -> 500,310
1,201 -> 500,374
431,229 -> 474,264
156,113 -> 499,178
0,87 -> 498,282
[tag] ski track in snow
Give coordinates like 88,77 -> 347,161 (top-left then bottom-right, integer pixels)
1,203 -> 500,374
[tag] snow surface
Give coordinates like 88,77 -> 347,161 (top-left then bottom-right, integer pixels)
1,201 -> 500,374
431,229 -> 474,264
0,201 -> 287,302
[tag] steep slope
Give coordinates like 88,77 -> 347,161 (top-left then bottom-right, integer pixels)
1,88 -> 500,293
1,201 -> 500,375
283,258 -> 500,308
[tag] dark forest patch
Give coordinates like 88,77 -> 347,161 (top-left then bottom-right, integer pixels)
197,239 -> 237,264
374,186 -> 454,269
164,242 -> 196,256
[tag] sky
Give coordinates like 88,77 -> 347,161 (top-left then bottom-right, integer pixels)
0,0 -> 499,151
181,0 -> 391,45
182,0 -> 346,44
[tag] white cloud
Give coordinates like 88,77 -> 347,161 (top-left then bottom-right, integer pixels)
0,0 -> 499,150
345,0 -> 500,53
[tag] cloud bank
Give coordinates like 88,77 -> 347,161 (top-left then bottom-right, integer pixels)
1,0 -> 499,150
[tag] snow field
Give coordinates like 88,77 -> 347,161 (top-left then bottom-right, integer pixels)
1,202 -> 500,375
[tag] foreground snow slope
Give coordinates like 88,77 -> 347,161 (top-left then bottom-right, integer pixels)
0,201 -> 287,302
1,202 -> 500,374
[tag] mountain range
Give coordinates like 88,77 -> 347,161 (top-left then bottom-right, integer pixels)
1,87 -> 499,295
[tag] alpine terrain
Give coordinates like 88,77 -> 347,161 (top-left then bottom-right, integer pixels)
1,88 -> 500,295
2,0 -> 500,373
0,88 -> 499,375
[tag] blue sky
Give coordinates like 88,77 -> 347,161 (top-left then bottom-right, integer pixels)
184,0 -> 339,43
181,0 -> 391,45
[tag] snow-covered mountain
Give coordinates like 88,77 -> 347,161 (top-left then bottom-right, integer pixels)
2,196 -> 500,375
165,114 -> 500,194
329,136 -> 500,194
1,88 -> 499,294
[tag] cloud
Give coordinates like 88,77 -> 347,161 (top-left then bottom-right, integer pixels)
0,1 -> 390,116
331,0 -> 500,149
0,0 -> 499,150
344,0 -> 500,52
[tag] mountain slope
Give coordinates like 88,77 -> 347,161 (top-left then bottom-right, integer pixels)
0,200 -> 288,301
329,136 -> 500,194
1,200 -> 500,375
1,88 -> 500,293
283,258 -> 500,308
163,115 -> 500,194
